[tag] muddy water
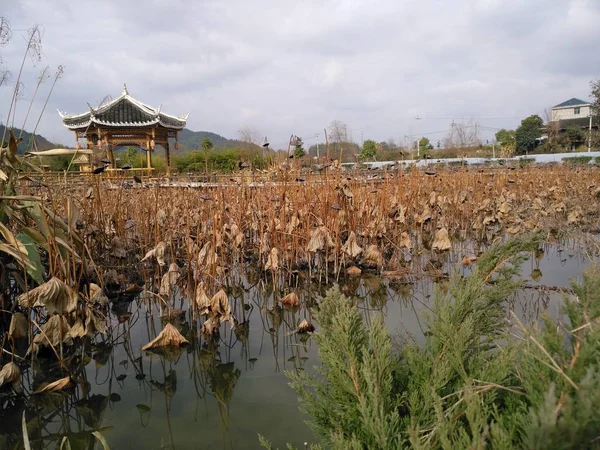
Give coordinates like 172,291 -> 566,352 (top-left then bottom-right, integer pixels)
2,244 -> 590,450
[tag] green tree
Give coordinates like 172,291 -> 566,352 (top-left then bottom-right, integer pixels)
122,146 -> 139,166
565,125 -> 585,147
201,138 -> 213,152
515,115 -> 543,154
201,138 -> 213,174
418,137 -> 430,152
591,79 -> 600,116
361,139 -> 377,159
495,129 -> 515,147
294,144 -> 305,158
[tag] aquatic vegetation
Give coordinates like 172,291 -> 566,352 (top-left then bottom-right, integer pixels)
30,164 -> 600,291
261,235 -> 600,449
2,126 -> 599,448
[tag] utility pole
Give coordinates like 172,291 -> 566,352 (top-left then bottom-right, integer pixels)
588,113 -> 593,152
315,132 -> 320,159
415,116 -> 421,157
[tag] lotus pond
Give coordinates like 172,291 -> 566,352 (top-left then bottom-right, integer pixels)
1,163 -> 599,449
0,238 -> 591,450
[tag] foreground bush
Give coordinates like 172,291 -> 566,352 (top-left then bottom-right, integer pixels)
261,235 -> 600,449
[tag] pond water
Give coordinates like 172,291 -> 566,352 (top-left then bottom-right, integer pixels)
0,242 -> 592,450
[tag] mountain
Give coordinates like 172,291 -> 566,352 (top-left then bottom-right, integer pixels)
0,125 -> 60,154
176,129 -> 256,151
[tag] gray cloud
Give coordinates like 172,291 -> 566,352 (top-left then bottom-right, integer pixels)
1,0 -> 599,147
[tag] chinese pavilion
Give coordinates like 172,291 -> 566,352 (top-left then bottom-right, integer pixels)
58,84 -> 188,174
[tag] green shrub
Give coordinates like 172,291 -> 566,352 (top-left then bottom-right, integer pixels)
563,156 -> 593,166
518,157 -> 535,167
261,234 -> 600,449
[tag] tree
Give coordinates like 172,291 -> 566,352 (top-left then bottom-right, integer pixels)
328,120 -> 348,143
122,146 -> 139,166
361,139 -> 377,160
565,126 -> 585,148
201,137 -> 213,152
418,137 -> 431,152
495,129 -> 515,147
237,127 -> 260,149
591,79 -> 600,116
201,138 -> 213,174
444,118 -> 480,148
515,115 -> 543,155
294,143 -> 305,159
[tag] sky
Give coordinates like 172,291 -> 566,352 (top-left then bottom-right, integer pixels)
1,0 -> 599,149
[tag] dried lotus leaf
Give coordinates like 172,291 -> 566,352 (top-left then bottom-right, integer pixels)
432,227 -> 451,251
69,319 -> 86,339
33,315 -> 72,347
141,241 -> 167,266
9,312 -> 28,339
279,292 -> 300,308
200,316 -> 220,337
361,245 -> 383,268
195,282 -> 211,315
346,266 -> 362,277
110,236 -> 127,259
264,247 -> 279,271
33,376 -> 71,394
18,277 -> 78,314
567,207 -> 583,225
307,227 -> 335,253
0,362 -> 21,388
399,231 -> 412,249
297,319 -> 315,334
341,232 -> 363,258
87,283 -> 108,306
142,323 -> 189,350
85,308 -> 107,335
210,289 -> 232,323
159,265 -> 181,296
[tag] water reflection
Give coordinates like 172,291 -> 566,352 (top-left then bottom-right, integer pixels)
0,242 -> 591,449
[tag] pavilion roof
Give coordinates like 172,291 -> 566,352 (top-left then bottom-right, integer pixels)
58,84 -> 188,131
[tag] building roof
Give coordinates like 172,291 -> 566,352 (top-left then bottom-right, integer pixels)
58,84 -> 188,130
556,116 -> 598,130
553,98 -> 590,108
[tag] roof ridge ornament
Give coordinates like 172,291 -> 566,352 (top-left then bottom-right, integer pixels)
122,83 -> 128,95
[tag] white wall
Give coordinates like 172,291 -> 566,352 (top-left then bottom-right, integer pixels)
551,105 -> 591,121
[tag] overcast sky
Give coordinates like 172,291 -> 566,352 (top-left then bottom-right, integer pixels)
1,0 -> 599,149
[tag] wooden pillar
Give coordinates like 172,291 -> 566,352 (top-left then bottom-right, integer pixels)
107,135 -> 116,168
165,141 -> 171,178
146,136 -> 152,171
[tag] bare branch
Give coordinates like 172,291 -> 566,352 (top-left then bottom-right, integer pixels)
0,17 -> 11,47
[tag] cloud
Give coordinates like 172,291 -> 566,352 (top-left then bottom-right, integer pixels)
1,0 -> 599,147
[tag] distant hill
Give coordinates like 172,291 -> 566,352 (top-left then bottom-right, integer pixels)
0,125 -> 60,154
0,125 -> 255,154
177,129 -> 257,151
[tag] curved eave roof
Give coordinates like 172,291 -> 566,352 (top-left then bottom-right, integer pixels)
60,116 -> 187,130
58,86 -> 188,131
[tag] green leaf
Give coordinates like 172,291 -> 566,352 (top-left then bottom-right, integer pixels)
136,404 -> 151,413
17,233 -> 44,285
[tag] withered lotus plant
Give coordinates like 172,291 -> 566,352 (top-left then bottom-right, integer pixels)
142,323 -> 189,350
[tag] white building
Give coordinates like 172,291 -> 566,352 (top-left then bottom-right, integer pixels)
550,98 -> 592,122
